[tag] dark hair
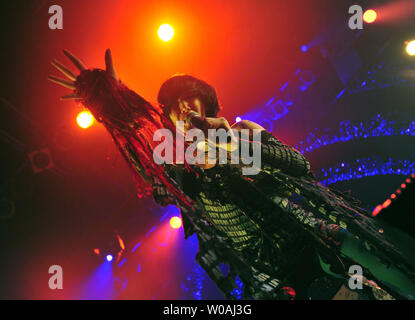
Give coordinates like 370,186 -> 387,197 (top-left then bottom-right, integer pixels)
157,74 -> 220,118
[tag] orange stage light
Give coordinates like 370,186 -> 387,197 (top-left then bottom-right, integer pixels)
158,24 -> 174,42
363,9 -> 377,23
406,40 -> 415,56
169,216 -> 182,229
77,111 -> 94,129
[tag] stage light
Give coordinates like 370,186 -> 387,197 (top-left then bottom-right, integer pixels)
363,9 -> 377,23
235,117 -> 242,122
106,254 -> 113,262
158,24 -> 174,42
77,111 -> 94,129
382,199 -> 391,208
406,40 -> 415,56
116,233 -> 125,251
301,45 -> 308,53
372,205 -> 382,216
170,216 -> 182,229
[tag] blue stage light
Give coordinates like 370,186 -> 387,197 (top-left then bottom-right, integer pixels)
295,113 -> 415,154
301,45 -> 308,53
106,254 -> 113,262
318,157 -> 415,186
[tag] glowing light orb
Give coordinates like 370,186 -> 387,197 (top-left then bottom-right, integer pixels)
158,24 -> 174,42
235,117 -> 242,122
106,254 -> 113,262
170,216 -> 182,229
382,199 -> 391,208
406,40 -> 415,56
363,9 -> 377,23
372,205 -> 382,216
77,111 -> 94,129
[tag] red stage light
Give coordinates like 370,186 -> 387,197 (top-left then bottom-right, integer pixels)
382,199 -> 391,208
372,205 -> 382,216
170,216 -> 182,229
282,286 -> 296,299
363,9 -> 377,23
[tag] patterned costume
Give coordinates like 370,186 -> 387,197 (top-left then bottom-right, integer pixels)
75,69 -> 415,299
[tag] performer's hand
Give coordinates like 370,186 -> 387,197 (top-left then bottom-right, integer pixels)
191,116 -> 238,145
48,49 -> 119,100
203,117 -> 232,132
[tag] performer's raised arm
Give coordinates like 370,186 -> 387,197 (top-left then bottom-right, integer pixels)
231,119 -> 311,177
49,49 -> 194,207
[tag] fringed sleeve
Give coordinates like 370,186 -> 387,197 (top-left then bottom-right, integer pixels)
74,68 -> 195,207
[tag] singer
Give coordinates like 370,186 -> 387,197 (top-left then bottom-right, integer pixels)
49,49 -> 415,300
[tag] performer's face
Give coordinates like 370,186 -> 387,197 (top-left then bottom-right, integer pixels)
169,96 -> 206,129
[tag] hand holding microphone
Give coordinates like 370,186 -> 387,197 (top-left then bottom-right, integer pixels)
185,111 -> 238,148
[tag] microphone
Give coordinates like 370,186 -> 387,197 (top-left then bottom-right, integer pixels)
185,111 -> 206,131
